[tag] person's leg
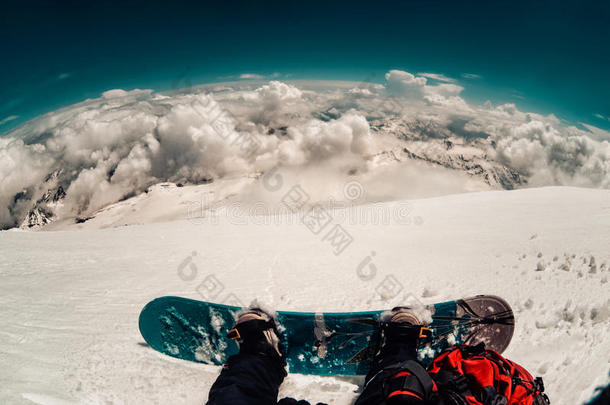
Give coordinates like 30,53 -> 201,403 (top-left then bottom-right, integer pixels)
355,310 -> 437,405
206,351 -> 286,405
206,309 -> 287,405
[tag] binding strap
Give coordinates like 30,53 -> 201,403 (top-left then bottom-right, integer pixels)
380,322 -> 433,345
227,319 -> 275,340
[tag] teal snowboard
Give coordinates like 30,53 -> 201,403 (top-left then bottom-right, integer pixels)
139,295 -> 514,376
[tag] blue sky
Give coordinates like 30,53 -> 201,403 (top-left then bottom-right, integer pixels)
1,0 -> 609,133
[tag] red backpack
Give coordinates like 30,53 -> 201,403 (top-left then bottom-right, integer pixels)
427,344 -> 550,405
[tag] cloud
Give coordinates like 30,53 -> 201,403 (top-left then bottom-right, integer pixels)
239,73 -> 265,80
581,123 -> 610,141
510,90 -> 526,100
384,70 -> 464,103
594,113 -> 609,121
0,83 -> 373,228
489,120 -> 610,187
347,87 -> 374,96
418,73 -> 456,83
385,70 -> 427,98
3,69 -> 610,229
281,112 -> 372,164
379,70 -> 610,188
462,73 -> 481,79
0,115 -> 18,126
220,73 -> 283,81
57,73 -> 71,80
101,88 -> 152,99
255,81 -> 302,104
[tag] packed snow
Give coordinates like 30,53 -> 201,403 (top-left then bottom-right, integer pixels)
1,185 -> 609,404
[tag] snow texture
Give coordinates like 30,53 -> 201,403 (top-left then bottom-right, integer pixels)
1,186 -> 609,404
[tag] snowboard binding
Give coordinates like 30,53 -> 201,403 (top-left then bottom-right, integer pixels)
379,307 -> 432,345
373,307 -> 432,363
227,308 -> 285,362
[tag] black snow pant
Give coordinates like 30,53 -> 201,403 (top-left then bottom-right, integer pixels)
206,353 -> 287,405
206,347 -> 435,405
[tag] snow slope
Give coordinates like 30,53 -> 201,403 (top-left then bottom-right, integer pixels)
1,186 -> 609,404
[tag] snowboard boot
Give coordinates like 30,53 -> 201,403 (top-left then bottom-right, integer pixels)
209,309 -> 287,403
365,308 -> 436,404
370,307 -> 431,373
227,308 -> 285,365
378,307 -> 430,357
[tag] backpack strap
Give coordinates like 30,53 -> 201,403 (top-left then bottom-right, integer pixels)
383,360 -> 437,403
459,342 -> 486,356
432,370 -> 469,393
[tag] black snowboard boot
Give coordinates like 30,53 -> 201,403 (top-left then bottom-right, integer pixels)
208,309 -> 287,405
356,308 -> 437,405
372,307 -> 430,368
227,308 -> 285,365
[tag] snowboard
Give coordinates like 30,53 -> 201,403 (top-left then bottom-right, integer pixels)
139,295 -> 514,376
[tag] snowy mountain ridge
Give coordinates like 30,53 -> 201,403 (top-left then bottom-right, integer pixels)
18,132 -> 526,230
3,77 -> 609,231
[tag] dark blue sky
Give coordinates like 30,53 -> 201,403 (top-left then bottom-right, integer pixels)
1,0 -> 609,133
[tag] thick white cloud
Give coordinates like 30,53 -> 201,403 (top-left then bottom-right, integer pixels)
255,80 -> 303,107
0,138 -> 53,226
384,70 -> 464,106
0,84 -> 372,228
491,120 -> 610,187
281,113 -> 372,164
385,70 -> 427,98
2,70 -> 610,229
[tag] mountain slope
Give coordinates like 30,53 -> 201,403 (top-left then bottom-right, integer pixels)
1,186 -> 608,404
